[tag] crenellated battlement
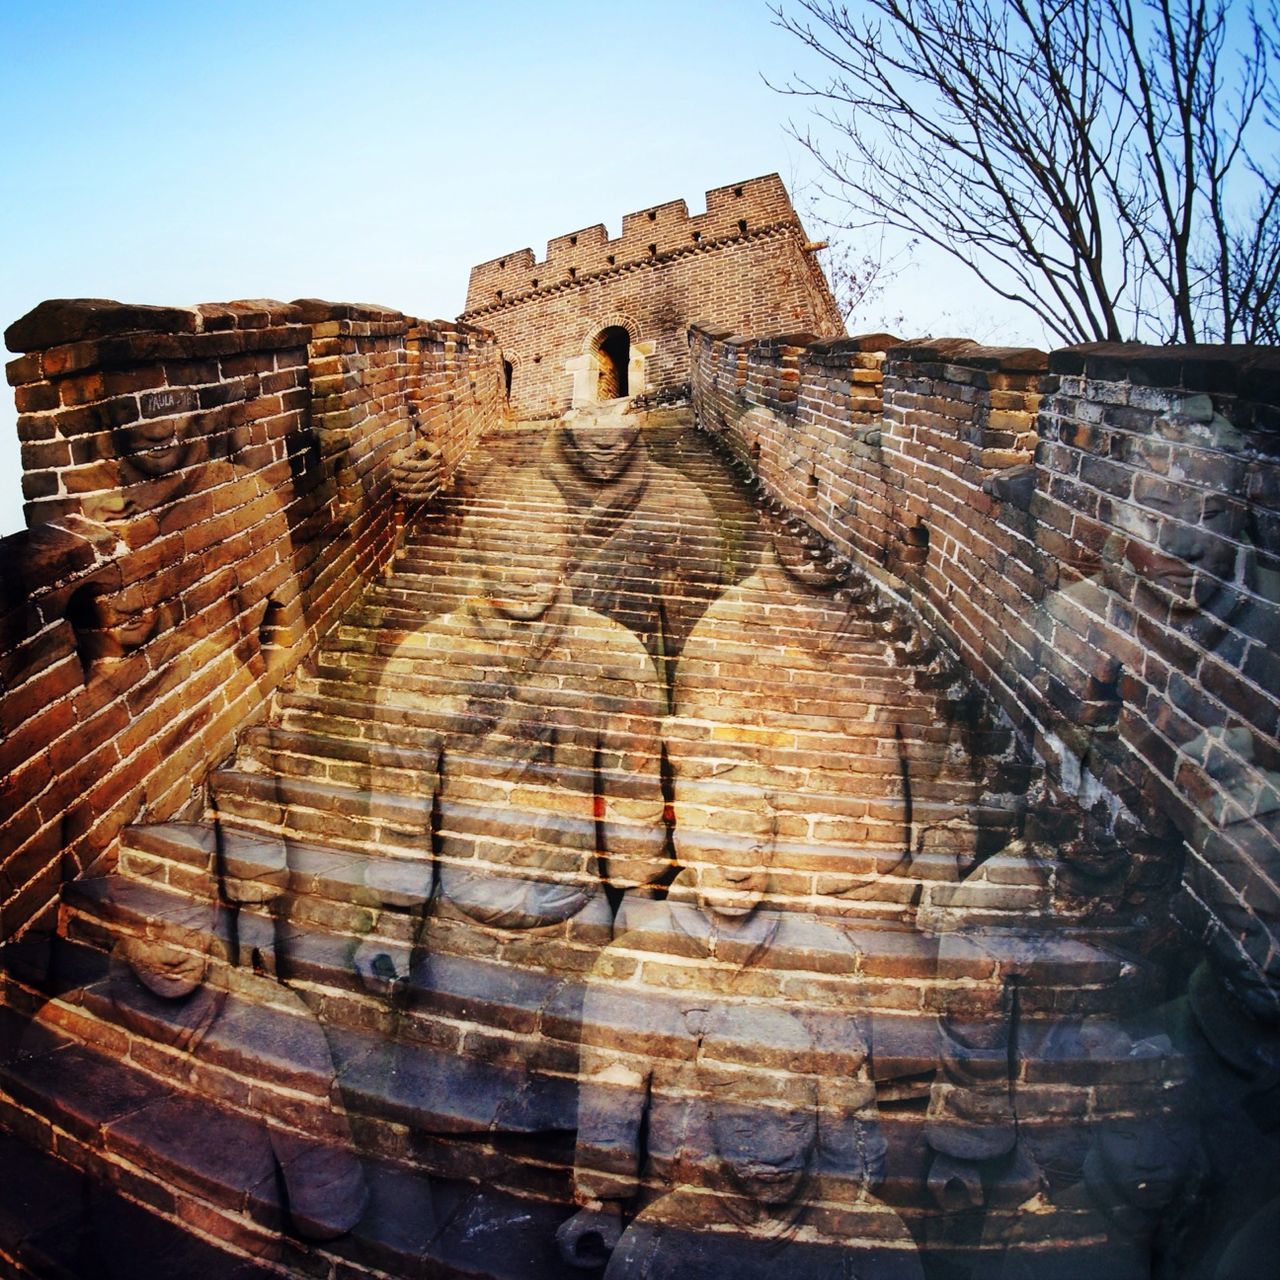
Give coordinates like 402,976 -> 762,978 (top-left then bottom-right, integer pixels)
463,174 -> 801,314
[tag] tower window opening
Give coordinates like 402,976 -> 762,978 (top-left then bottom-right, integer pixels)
592,325 -> 632,400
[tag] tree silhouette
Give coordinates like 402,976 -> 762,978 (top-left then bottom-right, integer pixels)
773,0 -> 1280,344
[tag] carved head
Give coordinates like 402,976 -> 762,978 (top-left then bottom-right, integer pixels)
703,1006 -> 819,1207
114,893 -> 220,999
669,767 -> 777,920
665,743 -> 779,919
67,579 -> 166,666
114,408 -> 204,479
1078,1021 -> 1197,1210
468,476 -> 572,621
1119,488 -> 1242,611
688,827 -> 774,920
759,506 -> 846,589
1185,727 -> 1280,1023
60,410 -> 209,523
563,403 -> 642,483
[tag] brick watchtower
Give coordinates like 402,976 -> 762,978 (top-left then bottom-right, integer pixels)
459,174 -> 844,418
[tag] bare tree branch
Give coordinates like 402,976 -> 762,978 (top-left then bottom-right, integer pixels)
772,0 -> 1279,344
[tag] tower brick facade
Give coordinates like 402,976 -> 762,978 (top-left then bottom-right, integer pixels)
459,174 -> 844,418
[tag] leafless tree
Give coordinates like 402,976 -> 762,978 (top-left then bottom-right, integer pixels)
772,0 -> 1280,345
790,174 -> 918,329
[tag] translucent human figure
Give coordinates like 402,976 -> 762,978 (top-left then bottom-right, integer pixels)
558,765 -> 889,1269
49,394 -> 304,974
542,400 -> 727,700
353,477 -> 669,1121
18,878 -> 368,1249
601,1005 -> 924,1280
669,510 -> 920,915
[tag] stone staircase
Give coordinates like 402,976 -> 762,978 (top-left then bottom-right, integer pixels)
0,417 -> 1161,1279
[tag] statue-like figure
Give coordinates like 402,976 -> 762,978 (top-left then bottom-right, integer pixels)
1024,394 -> 1280,1278
670,510 -> 917,912
354,477 -> 668,1121
542,401 -> 726,699
600,1005 -> 924,1280
959,1018 -> 1200,1280
15,877 -> 368,1254
46,397 -> 303,962
557,765 -> 891,1270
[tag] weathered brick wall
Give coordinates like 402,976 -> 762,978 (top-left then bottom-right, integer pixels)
460,175 -> 844,418
692,325 -> 1280,1007
0,298 -> 502,940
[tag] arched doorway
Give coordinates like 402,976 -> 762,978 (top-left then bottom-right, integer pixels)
565,317 -> 650,408
591,325 -> 630,399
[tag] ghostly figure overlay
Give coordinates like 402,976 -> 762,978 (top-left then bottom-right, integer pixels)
8,876 -> 367,1247
354,475 -> 669,1121
543,400 -> 726,699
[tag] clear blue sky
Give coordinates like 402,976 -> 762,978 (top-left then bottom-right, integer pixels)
0,0 -> 1031,535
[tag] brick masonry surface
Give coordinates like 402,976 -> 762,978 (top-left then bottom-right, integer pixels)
692,324 -> 1280,1015
0,243 -> 1277,1280
460,175 -> 843,418
1,297 -> 503,941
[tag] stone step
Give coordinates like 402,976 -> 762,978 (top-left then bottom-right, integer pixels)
209,767 -> 432,858
116,820 -> 218,891
0,1125 -> 273,1280
0,1002 -> 574,1278
237,723 -> 440,788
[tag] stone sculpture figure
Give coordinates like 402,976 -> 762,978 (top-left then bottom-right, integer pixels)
91,401 -> 304,972
914,839 -> 1180,1277
17,877 -> 368,1254
600,1004 -> 924,1280
670,511 -> 919,915
64,387 -> 302,673
355,476 -> 668,1104
542,400 -> 726,699
558,767 -> 892,1270
961,1019 -> 1200,1280
45,398 -> 303,963
1032,393 -> 1280,1278
390,435 -> 445,503
1032,394 -> 1280,1016
1149,958 -> 1280,1280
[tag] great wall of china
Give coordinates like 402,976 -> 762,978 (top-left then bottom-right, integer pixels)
0,176 -> 1276,1280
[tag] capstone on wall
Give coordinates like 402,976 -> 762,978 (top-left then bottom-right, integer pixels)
459,175 -> 844,418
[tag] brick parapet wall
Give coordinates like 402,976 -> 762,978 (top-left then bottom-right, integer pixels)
1031,347 -> 1280,989
692,325 -> 1280,999
0,298 -> 502,940
460,176 -> 844,419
